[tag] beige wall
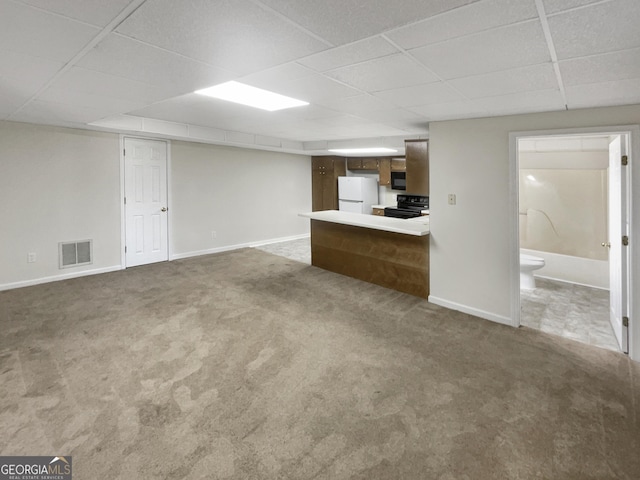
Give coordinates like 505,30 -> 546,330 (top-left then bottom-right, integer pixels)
428,104 -> 640,352
0,121 -> 312,289
170,141 -> 311,256
0,121 -> 122,287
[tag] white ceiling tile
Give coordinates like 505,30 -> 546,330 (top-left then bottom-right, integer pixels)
15,0 -> 132,27
542,0 -> 604,15
386,0 -> 538,50
245,73 -> 361,103
409,89 -> 565,120
450,63 -> 558,99
257,0 -> 480,45
0,51 -> 63,98
10,99 -> 115,125
560,47 -> 640,86
410,20 -> 550,79
565,78 -> 640,108
42,67 -> 172,104
0,92 -> 28,118
548,0 -> 640,60
38,89 -> 148,115
298,37 -> 398,72
373,82 -> 465,108
115,0 -> 328,75
314,94 -> 396,115
325,54 -> 439,92
360,108 -> 428,132
77,34 -> 235,96
0,1 -> 99,63
238,63 -> 315,87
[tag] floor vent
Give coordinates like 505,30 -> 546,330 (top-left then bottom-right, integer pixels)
59,240 -> 93,269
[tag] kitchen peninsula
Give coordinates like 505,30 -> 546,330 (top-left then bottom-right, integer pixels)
300,211 -> 430,298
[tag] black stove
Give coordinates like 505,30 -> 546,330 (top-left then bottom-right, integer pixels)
384,194 -> 429,219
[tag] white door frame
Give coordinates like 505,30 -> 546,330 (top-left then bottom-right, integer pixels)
119,135 -> 172,268
508,125 -> 639,362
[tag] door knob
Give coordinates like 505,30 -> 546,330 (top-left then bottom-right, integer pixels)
601,242 -> 610,248
161,207 -> 167,212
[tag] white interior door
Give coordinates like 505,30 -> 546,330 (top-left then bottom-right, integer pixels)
124,138 -> 168,267
608,135 -> 629,352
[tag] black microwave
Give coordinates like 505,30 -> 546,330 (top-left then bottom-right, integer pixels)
391,171 -> 406,190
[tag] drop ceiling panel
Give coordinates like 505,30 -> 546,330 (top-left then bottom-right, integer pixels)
0,0 -> 99,62
37,89 -> 148,116
325,54 -> 439,92
0,92 -> 28,118
542,0 -> 606,15
548,0 -> 640,60
565,78 -> 640,108
450,63 -> 558,99
0,51 -> 63,98
245,73 -> 361,103
257,0 -> 480,45
315,94 -> 396,115
361,108 -> 427,132
77,34 -> 235,97
238,63 -> 315,88
42,67 -> 173,104
373,82 -> 465,108
298,37 -> 398,72
409,89 -> 565,120
410,20 -> 550,80
386,0 -> 538,50
560,48 -> 640,86
115,0 -> 329,75
10,99 -> 117,125
15,0 -> 133,27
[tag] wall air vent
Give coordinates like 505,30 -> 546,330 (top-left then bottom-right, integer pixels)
59,240 -> 92,269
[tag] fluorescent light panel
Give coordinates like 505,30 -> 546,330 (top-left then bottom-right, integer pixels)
195,81 -> 308,111
328,147 -> 397,154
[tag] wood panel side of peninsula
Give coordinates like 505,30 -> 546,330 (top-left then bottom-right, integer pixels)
311,219 -> 429,298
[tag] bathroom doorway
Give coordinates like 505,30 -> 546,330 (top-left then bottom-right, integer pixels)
511,128 -> 632,353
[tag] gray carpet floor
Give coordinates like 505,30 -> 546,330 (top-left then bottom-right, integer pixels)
1,248 -> 639,479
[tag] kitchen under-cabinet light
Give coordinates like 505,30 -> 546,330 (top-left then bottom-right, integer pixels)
194,81 -> 309,111
328,147 -> 398,154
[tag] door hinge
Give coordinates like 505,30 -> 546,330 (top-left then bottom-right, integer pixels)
621,155 -> 628,166
123,148 -> 126,156
623,316 -> 629,327
125,246 -> 127,253
622,235 -> 629,246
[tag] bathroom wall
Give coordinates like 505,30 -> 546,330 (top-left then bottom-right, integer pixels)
518,145 -> 609,288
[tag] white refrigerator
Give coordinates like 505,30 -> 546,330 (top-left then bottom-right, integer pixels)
338,176 -> 379,214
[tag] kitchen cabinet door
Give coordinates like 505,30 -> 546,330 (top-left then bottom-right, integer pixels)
312,156 -> 345,211
379,158 -> 391,186
391,158 -> 406,171
405,140 -> 428,195
361,158 -> 379,170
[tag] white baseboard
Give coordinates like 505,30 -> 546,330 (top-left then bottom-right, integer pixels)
171,233 -> 310,261
0,265 -> 123,292
428,296 -> 515,327
535,274 -> 609,291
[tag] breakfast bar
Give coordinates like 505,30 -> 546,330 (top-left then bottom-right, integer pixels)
300,210 -> 430,298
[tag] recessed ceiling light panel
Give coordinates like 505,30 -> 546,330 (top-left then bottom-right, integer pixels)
195,81 -> 309,111
328,147 -> 398,154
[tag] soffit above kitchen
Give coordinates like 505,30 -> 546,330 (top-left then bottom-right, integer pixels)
1,0 -> 640,156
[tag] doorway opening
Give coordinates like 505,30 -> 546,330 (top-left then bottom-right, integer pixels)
510,128 -> 632,354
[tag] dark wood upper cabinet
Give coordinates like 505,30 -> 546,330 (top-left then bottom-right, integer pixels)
346,157 -> 380,170
390,158 -> 406,171
405,140 -> 428,195
378,158 -> 391,186
312,156 -> 346,211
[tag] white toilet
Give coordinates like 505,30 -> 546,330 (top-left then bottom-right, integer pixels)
520,253 -> 545,289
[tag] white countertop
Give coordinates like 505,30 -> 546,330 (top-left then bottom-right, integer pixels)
300,210 -> 429,236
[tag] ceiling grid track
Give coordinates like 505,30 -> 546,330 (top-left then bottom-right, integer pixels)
8,0 -> 149,119
534,0 -> 569,110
